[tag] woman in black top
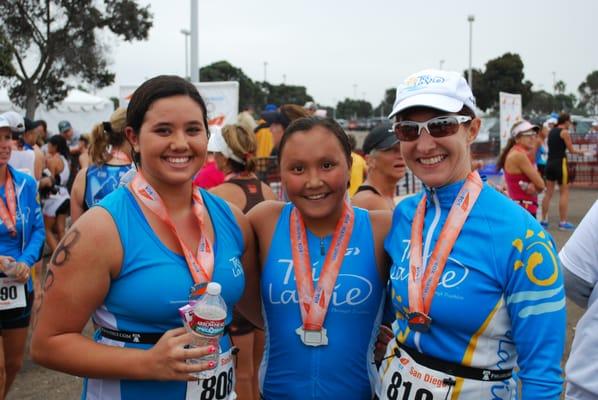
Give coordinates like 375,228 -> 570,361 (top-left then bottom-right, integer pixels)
541,112 -> 584,230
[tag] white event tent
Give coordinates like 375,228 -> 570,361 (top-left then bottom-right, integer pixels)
0,88 -> 114,136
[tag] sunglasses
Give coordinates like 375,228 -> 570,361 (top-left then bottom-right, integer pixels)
392,115 -> 472,142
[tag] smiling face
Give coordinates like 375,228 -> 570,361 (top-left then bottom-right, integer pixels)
0,127 -> 12,166
126,95 -> 208,190
280,125 -> 350,228
398,108 -> 480,188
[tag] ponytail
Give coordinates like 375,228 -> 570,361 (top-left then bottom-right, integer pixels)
89,122 -> 110,165
496,138 -> 516,172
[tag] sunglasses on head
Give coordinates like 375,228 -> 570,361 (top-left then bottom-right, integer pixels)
392,115 -> 472,142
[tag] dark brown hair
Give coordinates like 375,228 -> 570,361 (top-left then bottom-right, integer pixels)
278,117 -> 352,168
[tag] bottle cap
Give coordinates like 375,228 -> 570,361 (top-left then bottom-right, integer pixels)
207,282 -> 222,296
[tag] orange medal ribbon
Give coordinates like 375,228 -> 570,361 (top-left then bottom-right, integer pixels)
290,200 -> 354,345
408,171 -> 483,332
0,170 -> 17,237
131,172 -> 214,288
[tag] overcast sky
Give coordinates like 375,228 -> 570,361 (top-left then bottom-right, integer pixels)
97,0 -> 598,109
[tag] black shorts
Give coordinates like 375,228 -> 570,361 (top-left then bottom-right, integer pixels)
56,199 -> 70,215
545,158 -> 569,185
0,290 -> 33,331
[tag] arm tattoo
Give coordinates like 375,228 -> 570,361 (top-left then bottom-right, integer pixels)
32,268 -> 55,330
50,229 -> 81,267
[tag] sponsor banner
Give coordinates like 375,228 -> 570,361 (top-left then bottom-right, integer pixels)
499,92 -> 522,150
119,81 -> 239,128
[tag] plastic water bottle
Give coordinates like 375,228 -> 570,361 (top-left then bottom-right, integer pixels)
1,259 -> 18,277
518,181 -> 529,191
188,282 -> 227,379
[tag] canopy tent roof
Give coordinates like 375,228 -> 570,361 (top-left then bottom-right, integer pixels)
0,88 -> 114,135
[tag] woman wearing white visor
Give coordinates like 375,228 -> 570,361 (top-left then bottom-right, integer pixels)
378,69 -> 565,399
496,120 -> 545,217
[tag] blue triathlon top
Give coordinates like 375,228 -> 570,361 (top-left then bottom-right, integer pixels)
83,187 -> 245,400
385,179 -> 566,400
84,164 -> 132,211
259,203 -> 385,400
0,165 -> 45,292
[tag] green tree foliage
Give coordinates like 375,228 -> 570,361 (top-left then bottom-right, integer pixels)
578,70 -> 598,115
373,88 -> 395,117
336,98 -> 373,119
469,53 -> 532,112
200,61 -> 263,111
261,82 -> 312,109
0,1 -> 152,117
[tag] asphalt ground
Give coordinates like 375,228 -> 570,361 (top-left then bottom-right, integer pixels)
7,188 -> 597,399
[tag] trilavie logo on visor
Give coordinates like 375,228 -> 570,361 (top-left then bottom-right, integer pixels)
403,75 -> 447,92
393,115 -> 472,142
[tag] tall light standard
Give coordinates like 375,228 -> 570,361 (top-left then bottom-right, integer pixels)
263,61 -> 269,82
467,15 -> 475,89
190,0 -> 199,82
439,59 -> 445,70
180,29 -> 190,79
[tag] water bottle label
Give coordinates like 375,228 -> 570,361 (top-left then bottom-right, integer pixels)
190,315 -> 226,337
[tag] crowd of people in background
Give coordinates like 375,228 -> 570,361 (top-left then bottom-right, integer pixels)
0,69 -> 595,400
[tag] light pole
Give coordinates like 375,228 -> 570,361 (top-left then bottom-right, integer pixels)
282,73 -> 286,84
439,59 -> 445,70
467,14 -> 475,89
263,61 -> 268,82
180,29 -> 190,79
552,71 -> 556,95
190,0 -> 199,82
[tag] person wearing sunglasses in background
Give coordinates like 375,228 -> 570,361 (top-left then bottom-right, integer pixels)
352,123 -> 406,211
496,120 -> 545,217
378,70 -> 565,400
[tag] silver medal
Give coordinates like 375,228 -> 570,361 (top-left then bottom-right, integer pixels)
296,326 -> 328,347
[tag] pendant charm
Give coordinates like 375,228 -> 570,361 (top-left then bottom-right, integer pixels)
296,326 -> 328,346
408,312 -> 432,332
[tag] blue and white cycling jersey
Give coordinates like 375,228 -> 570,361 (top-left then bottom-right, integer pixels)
384,179 -> 565,400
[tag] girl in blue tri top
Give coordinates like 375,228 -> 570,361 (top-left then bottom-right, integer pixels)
379,69 -> 565,400
0,115 -> 45,399
31,75 -> 261,400
248,117 -> 391,399
70,108 -> 133,223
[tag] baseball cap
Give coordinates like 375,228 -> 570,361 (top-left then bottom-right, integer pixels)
388,69 -> 476,119
362,123 -> 399,154
24,117 -> 42,131
0,116 -> 10,130
58,120 -> 72,133
511,120 -> 539,138
1,111 -> 25,133
207,126 -> 244,164
592,120 -> 598,128
261,110 -> 291,129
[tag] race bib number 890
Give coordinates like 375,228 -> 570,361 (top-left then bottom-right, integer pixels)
0,278 -> 26,311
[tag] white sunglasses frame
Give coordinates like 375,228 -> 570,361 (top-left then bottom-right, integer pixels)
392,115 -> 472,141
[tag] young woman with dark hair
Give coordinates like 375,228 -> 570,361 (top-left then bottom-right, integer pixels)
31,75 -> 261,400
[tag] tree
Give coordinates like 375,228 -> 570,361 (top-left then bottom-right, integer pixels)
0,1 -> 152,117
261,82 -> 313,110
336,98 -> 372,119
373,88 -> 395,117
554,80 -> 566,95
200,61 -> 262,111
578,70 -> 598,115
470,53 -> 532,112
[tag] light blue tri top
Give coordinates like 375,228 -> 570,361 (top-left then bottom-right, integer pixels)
83,187 -> 245,400
83,164 -> 132,211
259,203 -> 385,399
